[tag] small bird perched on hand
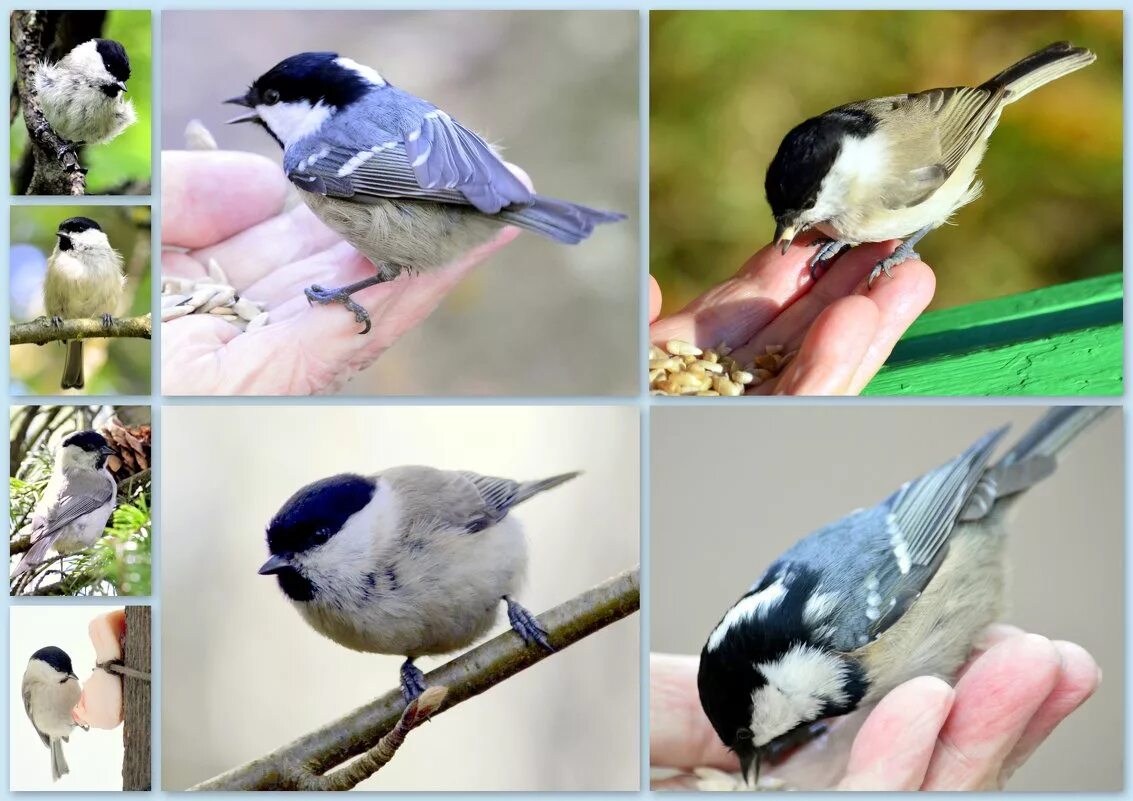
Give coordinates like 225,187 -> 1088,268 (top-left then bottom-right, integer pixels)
44,216 -> 125,390
765,41 -> 1096,285
226,52 -> 624,333
258,466 -> 579,701
12,430 -> 118,580
35,38 -> 136,146
22,646 -> 85,782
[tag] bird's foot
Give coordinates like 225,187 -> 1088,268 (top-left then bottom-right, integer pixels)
868,246 -> 919,288
505,596 -> 553,652
100,313 -> 114,329
304,284 -> 372,335
807,239 -> 849,281
49,316 -> 63,328
399,658 -> 427,704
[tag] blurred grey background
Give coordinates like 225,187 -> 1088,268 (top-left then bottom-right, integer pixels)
651,405 -> 1122,791
162,11 -> 639,396
162,405 -> 640,790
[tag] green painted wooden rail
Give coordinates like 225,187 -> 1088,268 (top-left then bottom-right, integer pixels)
864,272 -> 1123,396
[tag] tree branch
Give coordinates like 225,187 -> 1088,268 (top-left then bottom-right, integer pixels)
122,606 -> 152,790
116,469 -> 150,499
190,567 -> 640,791
10,11 -> 86,195
11,315 -> 152,346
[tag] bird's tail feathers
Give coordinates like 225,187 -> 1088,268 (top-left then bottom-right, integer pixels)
514,471 -> 582,506
499,195 -> 624,244
985,41 -> 1096,104
12,533 -> 53,577
50,738 -> 68,781
61,341 -> 84,390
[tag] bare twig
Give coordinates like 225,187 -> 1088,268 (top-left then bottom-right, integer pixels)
11,315 -> 152,346
116,469 -> 150,499
10,11 -> 85,195
9,405 -> 38,476
190,567 -> 640,791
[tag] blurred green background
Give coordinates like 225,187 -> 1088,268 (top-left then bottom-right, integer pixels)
10,10 -> 152,194
9,206 -> 151,395
650,10 -> 1122,315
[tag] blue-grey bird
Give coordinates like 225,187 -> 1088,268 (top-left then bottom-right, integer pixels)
226,52 -> 625,333
697,406 -> 1110,784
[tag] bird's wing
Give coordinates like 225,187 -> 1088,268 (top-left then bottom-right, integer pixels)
852,86 -> 1005,210
22,683 -> 50,748
455,472 -> 527,533
285,91 -> 533,214
858,426 -> 1008,641
38,470 -> 115,540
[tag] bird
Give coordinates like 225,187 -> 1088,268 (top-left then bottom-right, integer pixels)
34,38 -> 136,145
225,51 -> 624,333
697,406 -> 1109,784
22,645 -> 84,781
12,430 -> 118,580
258,466 -> 579,701
43,216 -> 125,390
764,41 -> 1096,286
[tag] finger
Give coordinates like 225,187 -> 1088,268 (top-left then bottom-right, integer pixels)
765,295 -> 878,395
648,234 -> 826,349
955,624 -> 1027,681
732,241 -> 882,363
922,634 -> 1062,790
159,316 -> 242,395
242,241 -> 370,311
161,151 -> 291,249
649,275 -> 663,323
192,203 -> 347,292
840,676 -> 955,790
997,640 -> 1100,784
649,653 -> 738,771
162,250 -> 209,281
846,256 -> 936,393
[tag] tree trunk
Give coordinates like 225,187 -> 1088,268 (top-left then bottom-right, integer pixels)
122,606 -> 151,790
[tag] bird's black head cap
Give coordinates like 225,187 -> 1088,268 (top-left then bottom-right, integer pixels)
94,39 -> 131,83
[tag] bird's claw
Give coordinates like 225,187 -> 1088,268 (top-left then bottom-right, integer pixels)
867,249 -> 919,289
807,239 -> 849,281
399,659 -> 427,704
505,596 -> 553,652
100,313 -> 113,329
304,284 -> 373,335
49,316 -> 63,328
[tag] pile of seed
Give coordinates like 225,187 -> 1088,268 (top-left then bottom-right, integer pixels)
649,340 -> 796,396
161,259 -> 269,332
691,767 -> 788,792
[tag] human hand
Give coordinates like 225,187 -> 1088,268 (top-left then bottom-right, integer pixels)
161,150 -> 517,395
649,236 -> 936,395
650,625 -> 1100,790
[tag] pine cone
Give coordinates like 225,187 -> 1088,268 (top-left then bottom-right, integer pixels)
99,418 -> 152,482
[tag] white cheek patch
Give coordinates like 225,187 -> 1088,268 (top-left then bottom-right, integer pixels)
750,644 -> 852,747
335,57 -> 386,87
63,40 -> 112,82
257,100 -> 334,147
807,132 -> 889,223
706,578 -> 787,652
68,228 -> 111,251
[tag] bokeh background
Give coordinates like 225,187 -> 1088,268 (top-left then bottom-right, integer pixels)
9,606 -> 126,790
651,11 -> 1122,315
162,405 -> 640,790
9,10 -> 152,194
651,406 -> 1122,791
9,206 -> 151,395
162,11 -> 639,396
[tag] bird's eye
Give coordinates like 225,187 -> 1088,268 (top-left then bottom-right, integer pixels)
312,527 -> 333,544
262,88 -> 281,105
736,727 -> 754,742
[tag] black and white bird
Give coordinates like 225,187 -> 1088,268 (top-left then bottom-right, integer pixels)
22,646 -> 84,781
765,42 -> 1096,285
258,466 -> 579,701
697,406 -> 1109,784
35,38 -> 136,145
12,431 -> 118,578
226,52 -> 624,333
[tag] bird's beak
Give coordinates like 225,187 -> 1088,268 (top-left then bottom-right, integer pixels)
258,554 -> 291,575
117,81 -> 128,94
737,744 -> 761,788
67,672 -> 79,682
774,222 -> 799,255
224,94 -> 260,125
100,444 -> 116,456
